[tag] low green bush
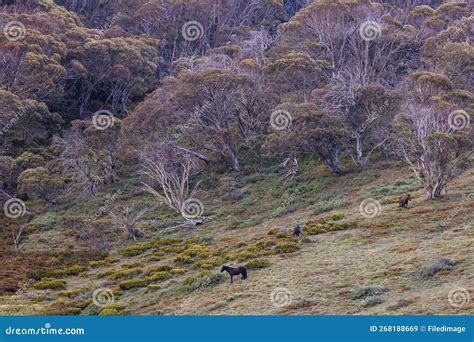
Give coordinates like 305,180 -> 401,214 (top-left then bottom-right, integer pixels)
34,279 -> 67,290
245,258 -> 271,269
274,242 -> 300,254
145,271 -> 172,282
122,242 -> 154,257
119,279 -> 147,290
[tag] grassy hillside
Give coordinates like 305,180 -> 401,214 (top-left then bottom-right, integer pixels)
1,159 -> 472,315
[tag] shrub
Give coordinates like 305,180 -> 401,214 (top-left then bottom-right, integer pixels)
231,250 -> 257,261
170,268 -> 187,275
176,244 -> 216,264
331,213 -> 345,221
352,285 -> 389,300
255,240 -> 276,250
247,240 -> 276,254
183,271 -> 212,286
275,232 -> 289,239
183,272 -> 224,292
245,259 -> 271,270
304,223 -> 326,235
193,256 -> 224,270
147,284 -> 161,290
145,271 -> 172,282
287,297 -> 316,309
65,307 -> 82,315
420,257 -> 457,278
109,268 -> 143,280
304,221 -> 356,235
122,242 -> 154,257
386,299 -> 415,311
148,254 -> 165,262
162,245 -> 187,254
224,189 -> 245,201
99,304 -> 127,315
73,298 -> 93,310
361,297 -> 384,308
56,265 -> 87,276
122,262 -> 144,269
274,242 -> 300,254
34,279 -> 67,290
146,265 -> 173,274
88,257 -> 119,268
175,254 -> 193,264
58,290 -> 80,298
119,279 -> 147,290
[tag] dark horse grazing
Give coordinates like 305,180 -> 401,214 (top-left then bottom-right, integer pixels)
221,265 -> 247,284
399,194 -> 412,208
292,224 -> 301,237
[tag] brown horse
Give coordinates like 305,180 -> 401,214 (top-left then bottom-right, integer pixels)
221,265 -> 247,284
399,194 -> 412,208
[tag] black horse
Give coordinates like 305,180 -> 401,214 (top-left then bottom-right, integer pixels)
221,265 -> 247,284
292,224 -> 301,237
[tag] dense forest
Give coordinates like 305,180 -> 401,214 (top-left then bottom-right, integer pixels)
0,0 -> 472,315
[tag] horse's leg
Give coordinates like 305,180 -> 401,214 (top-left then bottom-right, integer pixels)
230,275 -> 233,284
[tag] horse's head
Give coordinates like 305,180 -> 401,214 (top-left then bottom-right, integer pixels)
407,194 -> 412,201
220,265 -> 226,272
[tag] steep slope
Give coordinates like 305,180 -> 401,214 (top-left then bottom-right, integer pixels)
1,160 -> 472,315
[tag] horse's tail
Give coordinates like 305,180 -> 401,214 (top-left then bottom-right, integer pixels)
242,267 -> 248,279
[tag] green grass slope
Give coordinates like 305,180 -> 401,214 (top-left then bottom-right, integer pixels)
0,159 -> 472,315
